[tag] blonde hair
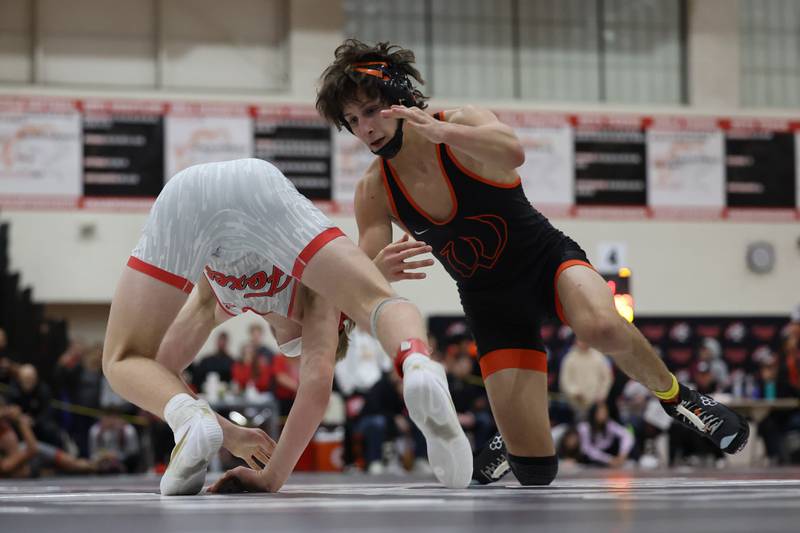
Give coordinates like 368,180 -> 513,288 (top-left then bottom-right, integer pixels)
335,319 -> 356,362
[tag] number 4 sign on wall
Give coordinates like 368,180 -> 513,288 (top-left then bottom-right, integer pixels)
596,242 -> 629,274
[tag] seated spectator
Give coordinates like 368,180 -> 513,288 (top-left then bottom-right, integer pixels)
447,352 -> 494,450
697,337 -> 730,391
0,327 -> 14,363
192,331 -> 234,389
0,403 -> 95,478
246,323 -> 276,365
555,425 -> 583,468
335,325 -> 391,397
7,364 -> 63,448
355,371 -> 427,474
89,413 -> 141,473
0,354 -> 17,400
53,341 -> 104,457
559,339 -> 613,420
577,402 -> 634,468
272,352 -> 300,418
232,343 -> 272,393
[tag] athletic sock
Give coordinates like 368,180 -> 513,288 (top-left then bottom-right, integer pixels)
163,393 -> 196,433
395,338 -> 430,378
653,373 -> 680,403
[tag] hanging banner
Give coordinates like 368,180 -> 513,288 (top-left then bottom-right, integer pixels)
82,99 -> 165,197
254,105 -> 332,200
725,118 -> 796,210
496,111 -> 573,213
0,98 -> 82,199
165,103 -> 253,180
646,116 -> 725,216
573,114 -> 647,207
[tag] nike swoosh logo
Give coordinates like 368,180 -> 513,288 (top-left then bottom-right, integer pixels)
413,228 -> 430,235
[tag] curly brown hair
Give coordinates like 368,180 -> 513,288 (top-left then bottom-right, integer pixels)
316,39 -> 429,130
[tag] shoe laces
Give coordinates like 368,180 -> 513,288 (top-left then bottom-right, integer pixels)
675,397 -> 724,435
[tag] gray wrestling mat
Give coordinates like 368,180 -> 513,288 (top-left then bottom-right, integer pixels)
1,468 -> 799,532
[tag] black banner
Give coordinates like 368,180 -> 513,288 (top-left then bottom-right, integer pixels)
82,108 -> 164,197
574,123 -> 647,206
254,111 -> 332,200
725,130 -> 796,208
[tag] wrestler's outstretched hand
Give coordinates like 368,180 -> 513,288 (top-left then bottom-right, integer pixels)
208,466 -> 272,494
224,425 -> 275,471
374,233 -> 434,282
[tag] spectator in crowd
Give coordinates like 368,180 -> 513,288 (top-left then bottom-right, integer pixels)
88,413 -> 141,474
0,356 -> 17,399
356,370 -> 427,474
246,323 -> 276,365
334,325 -> 391,468
577,402 -> 634,468
616,379 -> 652,460
447,352 -> 494,450
232,343 -> 272,393
6,364 -> 63,448
0,403 -> 96,478
191,331 -> 234,389
0,328 -> 13,361
53,341 -> 104,457
559,339 -> 613,420
0,402 -> 37,478
555,425 -> 583,468
335,325 -> 391,396
696,337 -> 730,391
777,305 -> 800,398
272,351 -> 300,418
0,328 -> 18,403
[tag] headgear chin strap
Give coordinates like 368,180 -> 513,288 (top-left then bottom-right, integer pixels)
340,60 -> 418,159
372,120 -> 404,159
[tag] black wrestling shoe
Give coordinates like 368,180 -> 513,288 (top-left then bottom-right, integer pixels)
661,384 -> 750,454
472,432 -> 511,485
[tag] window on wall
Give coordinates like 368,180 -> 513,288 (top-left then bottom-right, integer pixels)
343,0 -> 431,90
344,0 -> 687,104
0,0 -> 289,91
740,0 -> 800,108
602,0 -> 684,104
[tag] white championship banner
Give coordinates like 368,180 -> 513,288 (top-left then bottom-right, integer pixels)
165,103 -> 253,179
647,117 -> 725,214
0,98 -> 82,198
490,111 -> 574,217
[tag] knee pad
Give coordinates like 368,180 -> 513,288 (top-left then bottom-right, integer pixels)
369,296 -> 409,338
507,453 -> 558,486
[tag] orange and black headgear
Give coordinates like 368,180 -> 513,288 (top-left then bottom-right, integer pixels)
340,60 -> 419,158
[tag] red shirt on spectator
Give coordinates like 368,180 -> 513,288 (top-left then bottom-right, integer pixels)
231,357 -> 272,393
272,354 -> 299,400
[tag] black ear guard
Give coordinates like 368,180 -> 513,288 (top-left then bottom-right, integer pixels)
339,60 -> 419,133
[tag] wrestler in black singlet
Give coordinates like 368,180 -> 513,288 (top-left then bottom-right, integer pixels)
380,112 -> 590,358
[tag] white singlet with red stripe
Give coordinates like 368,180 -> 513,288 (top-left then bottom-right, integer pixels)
129,158 -> 343,318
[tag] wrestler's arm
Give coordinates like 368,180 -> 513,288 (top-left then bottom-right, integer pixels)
438,105 -> 525,171
381,104 -> 524,171
157,276 -> 276,468
155,275 -> 224,372
214,287 -> 338,493
355,164 -> 433,281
